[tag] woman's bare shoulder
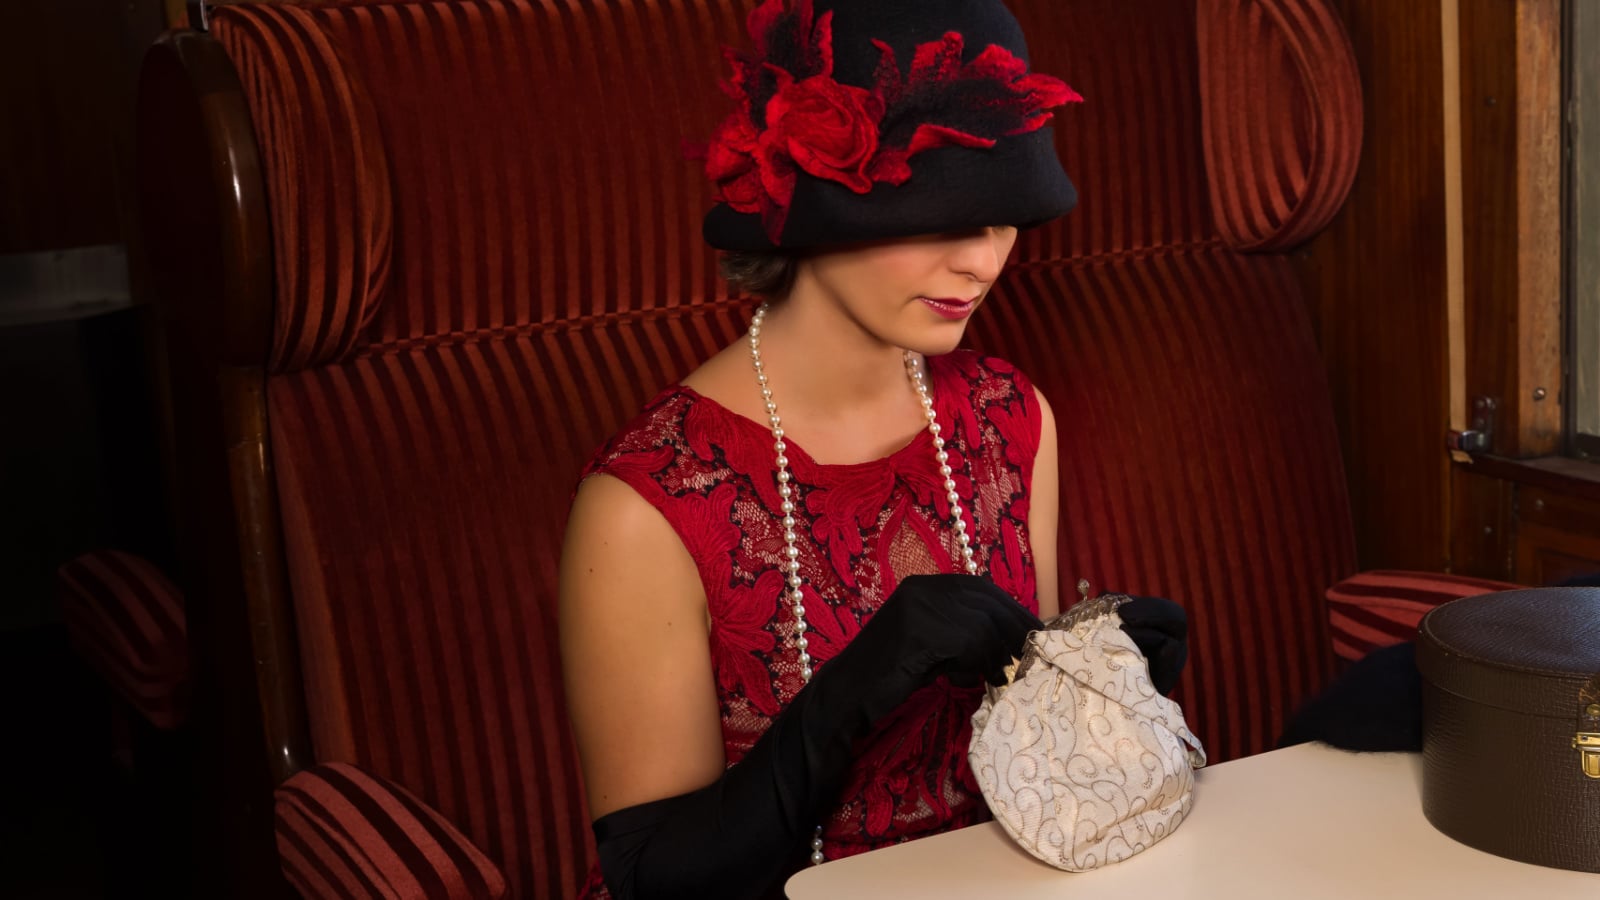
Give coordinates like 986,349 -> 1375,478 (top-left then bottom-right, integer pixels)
564,473 -> 685,586
679,339 -> 756,411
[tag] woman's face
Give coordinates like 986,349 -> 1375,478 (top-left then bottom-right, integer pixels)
795,226 -> 1019,356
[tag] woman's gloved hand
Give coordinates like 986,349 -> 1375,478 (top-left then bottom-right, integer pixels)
812,573 -> 1043,730
593,573 -> 1038,900
1116,595 -> 1188,695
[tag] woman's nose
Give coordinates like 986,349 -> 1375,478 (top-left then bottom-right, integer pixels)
950,227 -> 1012,282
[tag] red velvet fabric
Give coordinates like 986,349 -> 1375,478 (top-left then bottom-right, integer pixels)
214,1 -> 747,894
264,332 -> 682,899
209,0 -> 1364,896
214,4 -> 392,371
971,0 -> 1361,761
58,550 -> 190,729
277,762 -> 507,899
1196,0 -> 1363,251
1325,570 -> 1520,663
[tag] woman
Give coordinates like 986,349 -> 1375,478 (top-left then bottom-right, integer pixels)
562,1 -> 1086,896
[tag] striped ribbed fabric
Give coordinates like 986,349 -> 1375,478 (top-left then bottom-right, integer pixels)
265,309 -> 750,899
213,3 -> 393,371
211,2 -> 751,895
222,0 -> 735,360
1326,570 -> 1520,663
276,762 -> 508,899
57,550 -> 190,729
1007,0 -> 1215,264
971,0 -> 1362,762
1196,0 -> 1363,251
970,249 -> 1356,764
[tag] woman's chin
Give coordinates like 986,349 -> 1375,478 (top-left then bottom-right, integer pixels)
900,325 -> 969,357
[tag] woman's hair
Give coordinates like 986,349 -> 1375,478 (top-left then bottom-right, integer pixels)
718,250 -> 800,299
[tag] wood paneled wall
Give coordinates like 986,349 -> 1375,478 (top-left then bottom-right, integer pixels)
1295,0 -> 1454,571
1304,0 -> 1600,583
1458,0 -> 1563,459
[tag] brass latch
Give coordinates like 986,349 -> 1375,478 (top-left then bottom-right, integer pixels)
1576,733 -> 1600,779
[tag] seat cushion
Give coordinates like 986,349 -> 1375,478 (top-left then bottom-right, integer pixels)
1326,570 -> 1522,662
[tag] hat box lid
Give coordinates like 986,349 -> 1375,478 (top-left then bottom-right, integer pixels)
1416,587 -> 1600,718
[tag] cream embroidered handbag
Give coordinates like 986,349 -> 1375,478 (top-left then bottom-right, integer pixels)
969,583 -> 1207,871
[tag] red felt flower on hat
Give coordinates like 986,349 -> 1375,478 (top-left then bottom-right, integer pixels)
701,0 -> 1082,244
708,70 -> 886,241
765,74 -> 883,194
708,0 -> 868,239
865,32 -> 1083,185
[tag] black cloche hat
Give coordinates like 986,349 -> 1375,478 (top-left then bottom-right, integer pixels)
699,0 -> 1081,251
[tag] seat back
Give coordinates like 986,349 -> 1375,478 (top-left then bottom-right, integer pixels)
184,0 -> 1360,895
969,0 -> 1361,759
204,1 -> 749,894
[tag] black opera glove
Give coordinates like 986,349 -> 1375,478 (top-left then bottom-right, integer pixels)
593,573 -> 1041,900
1115,594 -> 1189,696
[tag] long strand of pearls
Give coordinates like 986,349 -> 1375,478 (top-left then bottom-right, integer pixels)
747,301 -> 979,866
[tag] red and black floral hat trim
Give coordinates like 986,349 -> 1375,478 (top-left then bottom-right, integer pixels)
697,0 -> 1081,251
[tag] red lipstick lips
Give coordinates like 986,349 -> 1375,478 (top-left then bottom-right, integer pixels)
918,296 -> 978,320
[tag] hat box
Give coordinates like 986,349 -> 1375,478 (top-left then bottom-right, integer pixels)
1416,587 -> 1600,873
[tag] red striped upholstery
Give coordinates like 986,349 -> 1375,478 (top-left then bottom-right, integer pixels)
263,316 -> 751,897
1197,0 -> 1363,251
212,2 -> 744,895
971,0 -> 1361,761
58,550 -> 189,729
1326,570 -> 1520,663
277,762 -> 507,899
215,2 -> 393,371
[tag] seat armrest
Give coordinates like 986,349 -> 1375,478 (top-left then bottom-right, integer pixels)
1326,569 -> 1521,663
57,550 -> 189,729
276,762 -> 507,900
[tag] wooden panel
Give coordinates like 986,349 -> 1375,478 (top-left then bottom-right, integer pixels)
138,31 -> 291,897
1458,453 -> 1600,502
1571,0 -> 1600,442
0,0 -> 166,255
1306,0 -> 1568,573
1513,0 -> 1563,453
1296,0 -> 1452,571
1458,0 -> 1563,457
1514,485 -> 1600,584
1515,522 -> 1600,584
1520,484 -> 1600,536
1448,465 -> 1514,580
1449,456 -> 1600,583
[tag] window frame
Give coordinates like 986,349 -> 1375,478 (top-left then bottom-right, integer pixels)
1566,0 -> 1600,458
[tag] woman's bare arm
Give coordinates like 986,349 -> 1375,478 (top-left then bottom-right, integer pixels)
558,473 -> 726,819
1029,387 -> 1061,619
563,472 -> 1043,898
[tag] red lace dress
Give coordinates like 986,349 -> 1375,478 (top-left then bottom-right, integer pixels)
575,350 -> 1043,898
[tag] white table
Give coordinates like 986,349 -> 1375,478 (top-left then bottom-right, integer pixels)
786,742 -> 1599,898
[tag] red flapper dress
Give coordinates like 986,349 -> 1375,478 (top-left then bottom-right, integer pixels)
575,350 -> 1043,898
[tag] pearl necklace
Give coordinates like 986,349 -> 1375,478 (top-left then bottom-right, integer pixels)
747,301 -> 979,866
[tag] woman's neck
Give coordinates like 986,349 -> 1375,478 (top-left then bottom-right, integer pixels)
753,292 -> 922,428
